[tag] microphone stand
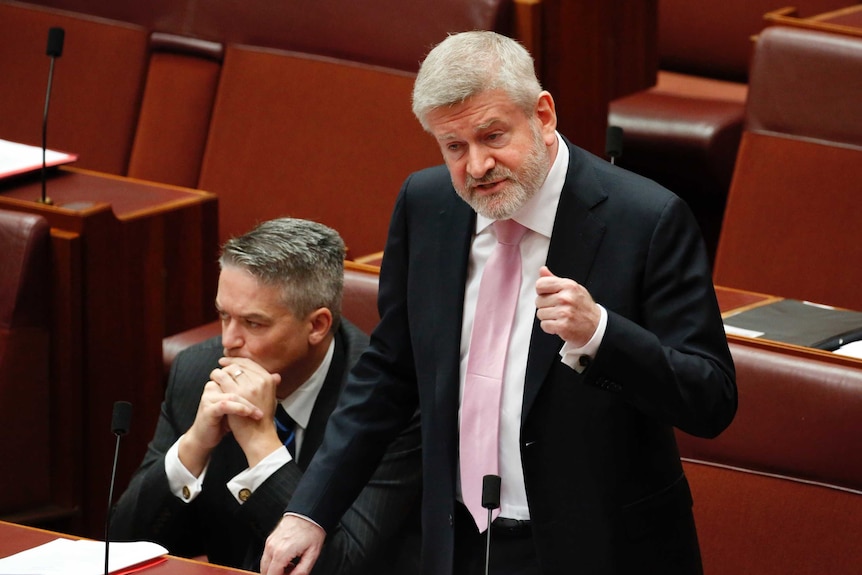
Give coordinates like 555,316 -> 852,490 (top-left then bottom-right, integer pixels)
105,401 -> 132,575
40,27 -> 64,206
481,474 -> 501,575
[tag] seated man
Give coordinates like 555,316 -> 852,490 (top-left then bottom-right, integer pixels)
111,218 -> 421,574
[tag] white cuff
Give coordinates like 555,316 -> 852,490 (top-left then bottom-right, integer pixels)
165,436 -> 208,502
560,304 -> 607,373
283,512 -> 325,533
226,445 -> 292,504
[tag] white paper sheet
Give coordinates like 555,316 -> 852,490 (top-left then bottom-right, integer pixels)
0,538 -> 167,575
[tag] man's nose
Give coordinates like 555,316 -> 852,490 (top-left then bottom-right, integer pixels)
466,146 -> 494,180
221,320 -> 243,349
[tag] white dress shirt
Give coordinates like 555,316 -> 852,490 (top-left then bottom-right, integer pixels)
458,133 -> 607,520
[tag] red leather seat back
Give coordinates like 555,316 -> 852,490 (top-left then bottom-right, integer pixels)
678,342 -> 862,492
683,459 -> 862,575
713,26 -> 862,310
0,208 -> 52,516
342,261 -> 381,335
198,45 -> 441,259
0,1 -> 149,175
126,34 -> 224,188
658,0 -> 851,81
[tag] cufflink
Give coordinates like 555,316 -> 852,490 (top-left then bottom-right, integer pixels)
578,355 -> 592,368
238,488 -> 252,502
182,485 -> 191,500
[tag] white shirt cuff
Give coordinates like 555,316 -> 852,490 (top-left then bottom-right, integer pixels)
165,436 -> 208,502
283,512 -> 325,533
560,304 -> 607,373
226,446 -> 292,504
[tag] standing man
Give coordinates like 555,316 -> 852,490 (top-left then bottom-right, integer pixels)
263,31 -> 736,575
111,218 -> 421,574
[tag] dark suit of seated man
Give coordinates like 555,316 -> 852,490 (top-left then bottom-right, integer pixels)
111,218 -> 421,574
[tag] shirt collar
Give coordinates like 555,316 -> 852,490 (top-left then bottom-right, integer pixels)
476,131 -> 568,237
279,338 -> 335,430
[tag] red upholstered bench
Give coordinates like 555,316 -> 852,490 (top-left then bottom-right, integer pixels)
682,460 -> 862,575
678,342 -> 862,575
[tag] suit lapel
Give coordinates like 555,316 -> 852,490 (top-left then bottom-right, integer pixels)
429,195 -> 474,430
299,325 -> 348,469
522,143 -> 608,422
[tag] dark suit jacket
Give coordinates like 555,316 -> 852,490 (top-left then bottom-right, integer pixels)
111,320 -> 422,574
288,139 -> 737,575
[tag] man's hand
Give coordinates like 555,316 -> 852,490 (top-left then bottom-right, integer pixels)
216,357 -> 284,468
178,360 -> 268,475
535,265 -> 601,345
261,515 -> 326,575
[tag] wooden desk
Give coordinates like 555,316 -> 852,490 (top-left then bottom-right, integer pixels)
716,285 -> 862,369
765,4 -> 862,38
0,168 -> 219,537
0,520 -> 253,574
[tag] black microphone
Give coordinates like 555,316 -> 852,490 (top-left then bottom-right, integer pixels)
481,474 -> 501,575
105,401 -> 132,575
46,27 -> 65,57
605,125 -> 623,165
40,27 -> 65,206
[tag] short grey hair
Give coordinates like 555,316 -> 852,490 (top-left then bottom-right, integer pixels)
412,30 -> 543,131
219,218 -> 346,327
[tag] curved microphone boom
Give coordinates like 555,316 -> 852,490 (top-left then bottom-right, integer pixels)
105,401 -> 132,575
40,27 -> 65,205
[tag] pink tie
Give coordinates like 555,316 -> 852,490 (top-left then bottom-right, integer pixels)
460,219 -> 527,531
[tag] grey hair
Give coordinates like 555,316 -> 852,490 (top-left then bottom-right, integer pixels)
219,218 -> 346,327
412,30 -> 543,131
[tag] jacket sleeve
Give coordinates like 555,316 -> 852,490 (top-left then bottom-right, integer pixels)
584,194 -> 737,438
307,411 -> 421,575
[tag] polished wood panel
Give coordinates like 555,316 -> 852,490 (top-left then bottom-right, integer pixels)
539,0 -> 658,154
0,168 -> 218,537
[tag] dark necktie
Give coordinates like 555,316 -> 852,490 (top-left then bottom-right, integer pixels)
274,403 -> 296,457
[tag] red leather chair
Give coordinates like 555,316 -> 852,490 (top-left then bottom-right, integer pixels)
677,341 -> 862,575
0,208 -> 52,520
609,0 -> 852,263
126,32 -> 223,189
713,25 -> 862,312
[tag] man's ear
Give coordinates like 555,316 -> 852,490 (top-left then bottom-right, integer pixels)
307,307 -> 333,345
535,91 -> 558,145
